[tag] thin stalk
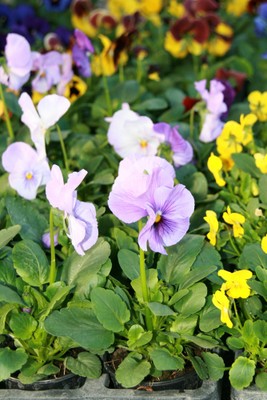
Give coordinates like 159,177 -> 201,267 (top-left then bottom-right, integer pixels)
102,75 -> 112,116
189,106 -> 195,141
49,208 -> 56,285
138,220 -> 153,331
136,58 -> 143,83
0,83 -> 14,141
56,124 -> 69,173
119,64 -> 124,82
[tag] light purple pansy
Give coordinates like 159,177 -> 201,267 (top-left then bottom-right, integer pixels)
106,103 -> 165,158
138,184 -> 195,255
2,142 -> 50,200
108,155 -> 194,254
108,155 -> 175,224
46,164 -> 87,215
153,122 -> 193,167
18,92 -> 70,158
31,51 -> 63,93
195,79 -> 227,143
45,165 -> 98,255
1,33 -> 33,90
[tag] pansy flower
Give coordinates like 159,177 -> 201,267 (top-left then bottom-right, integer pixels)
106,103 -> 164,158
254,153 -> 267,173
2,142 -> 50,200
46,165 -> 98,255
248,90 -> 267,121
218,270 -> 253,299
72,29 -> 94,78
212,289 -> 233,329
18,92 -> 70,158
207,153 -> 226,187
223,206 -> 245,238
204,210 -> 219,246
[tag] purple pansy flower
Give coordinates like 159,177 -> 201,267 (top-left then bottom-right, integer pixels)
31,51 -> 63,93
108,155 -> 194,254
108,155 -> 175,224
255,3 -> 267,37
46,165 -> 98,256
43,0 -> 72,12
153,122 -> 193,167
138,184 -> 195,255
106,103 -> 164,158
42,231 -> 59,248
72,29 -> 94,78
2,142 -> 50,200
194,79 -> 228,143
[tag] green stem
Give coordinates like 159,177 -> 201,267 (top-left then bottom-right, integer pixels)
138,220 -> 153,331
56,124 -> 69,173
189,106 -> 195,141
136,58 -> 143,83
102,75 -> 112,116
119,64 -> 124,83
49,208 -> 56,285
233,299 -> 242,330
0,83 -> 14,141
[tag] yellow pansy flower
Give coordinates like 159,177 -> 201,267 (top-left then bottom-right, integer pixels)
225,0 -> 250,16
216,121 -> 243,157
254,153 -> 267,173
167,0 -> 185,18
239,113 -> 257,145
248,91 -> 267,121
107,0 -> 139,18
207,153 -> 226,187
64,75 -> 87,103
139,0 -> 162,16
261,235 -> 267,253
91,35 -> 116,77
207,23 -> 233,57
218,270 -> 252,299
223,206 -> 245,238
212,289 -> 233,328
164,31 -> 188,58
204,210 -> 219,246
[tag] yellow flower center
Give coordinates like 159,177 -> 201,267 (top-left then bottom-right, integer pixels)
155,212 -> 162,223
140,139 -> 148,148
25,172 -> 33,180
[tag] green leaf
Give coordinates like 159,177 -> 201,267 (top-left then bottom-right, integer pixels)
186,172 -> 208,202
135,97 -> 168,111
44,307 -> 114,352
113,228 -> 138,252
229,356 -> 255,390
259,175 -> 267,205
113,80 -> 140,103
66,352 -> 102,379
226,337 -> 245,351
12,240 -> 49,287
10,313 -> 37,340
0,348 -> 28,381
255,372 -> 267,391
171,314 -> 198,334
179,265 -> 216,289
0,283 -> 25,306
115,353 -> 151,388
118,249 -> 139,280
238,243 -> 267,272
127,325 -> 153,349
231,153 -> 260,178
0,225 -> 21,249
148,302 -> 175,316
174,282 -> 207,316
199,297 -> 221,332
157,234 -> 204,285
253,320 -> 267,344
0,303 -> 17,333
40,283 -> 72,320
91,287 -> 130,332
189,356 -> 208,380
5,196 -> 47,242
150,348 -> 185,371
202,353 -> 225,381
61,238 -> 111,295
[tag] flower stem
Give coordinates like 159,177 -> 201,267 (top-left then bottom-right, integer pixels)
0,83 -> 14,141
102,75 -> 112,116
189,106 -> 195,141
138,220 -> 153,331
56,124 -> 69,173
49,208 -> 56,285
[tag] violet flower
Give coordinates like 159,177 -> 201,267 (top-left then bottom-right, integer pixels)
72,29 -> 94,78
42,231 -> 59,248
138,183 -> 195,255
106,103 -> 164,158
108,155 -> 194,254
18,92 -> 70,158
46,164 -> 87,215
195,79 -> 228,143
43,0 -> 72,12
153,122 -> 193,167
46,165 -> 98,255
0,33 -> 33,90
1,142 -> 50,200
31,51 -> 63,93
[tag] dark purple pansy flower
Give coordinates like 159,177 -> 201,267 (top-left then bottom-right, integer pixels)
254,3 -> 267,37
72,29 -> 94,77
43,0 -> 72,12
218,80 -> 236,121
0,4 -> 14,30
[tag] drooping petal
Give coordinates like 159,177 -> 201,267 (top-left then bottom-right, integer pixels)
37,94 -> 70,129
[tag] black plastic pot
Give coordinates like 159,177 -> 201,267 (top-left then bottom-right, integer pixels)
104,354 -> 202,391
5,373 -> 86,391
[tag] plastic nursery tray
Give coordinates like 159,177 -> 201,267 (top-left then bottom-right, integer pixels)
0,374 -> 221,400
